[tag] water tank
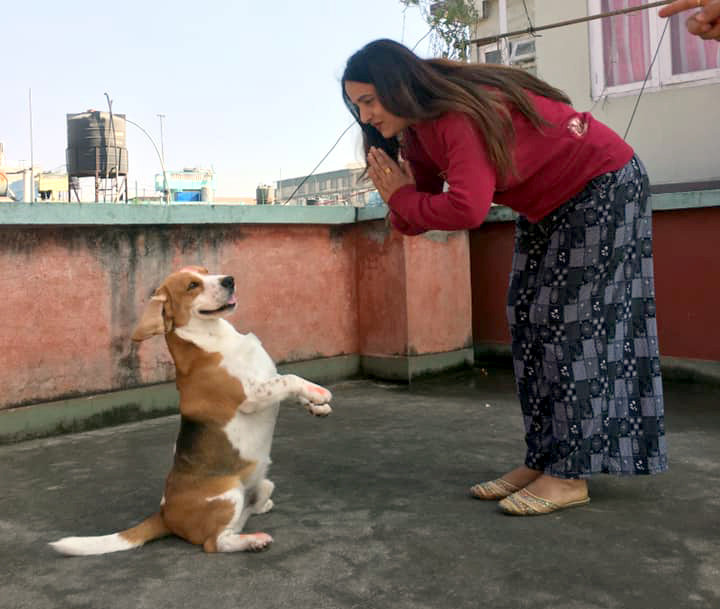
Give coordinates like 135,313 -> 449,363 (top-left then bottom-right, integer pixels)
200,186 -> 213,202
66,111 -> 128,177
256,184 -> 275,205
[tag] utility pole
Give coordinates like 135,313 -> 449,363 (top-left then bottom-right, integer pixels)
157,114 -> 166,165
29,88 -> 34,203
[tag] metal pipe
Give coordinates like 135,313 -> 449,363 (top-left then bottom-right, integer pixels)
28,89 -> 34,203
470,0 -> 674,47
125,117 -> 170,204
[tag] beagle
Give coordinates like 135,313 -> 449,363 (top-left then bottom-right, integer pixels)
50,266 -> 333,555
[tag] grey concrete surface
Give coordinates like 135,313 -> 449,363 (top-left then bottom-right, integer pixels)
2,367 -> 719,609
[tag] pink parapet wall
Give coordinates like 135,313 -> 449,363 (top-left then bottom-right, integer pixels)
469,205 -> 720,363
356,223 -> 472,357
2,231 -> 120,407
0,224 -> 358,410
404,230 -> 473,355
1,219 -> 473,411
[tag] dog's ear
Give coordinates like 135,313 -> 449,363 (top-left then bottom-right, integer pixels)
132,288 -> 172,341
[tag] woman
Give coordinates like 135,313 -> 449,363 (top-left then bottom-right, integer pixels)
342,39 -> 667,515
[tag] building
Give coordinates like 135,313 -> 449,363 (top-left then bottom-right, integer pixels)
37,172 -> 70,202
275,165 -> 378,206
536,0 -> 719,188
470,0 -> 719,188
0,142 -> 38,202
154,167 -> 216,203
470,0 -> 537,73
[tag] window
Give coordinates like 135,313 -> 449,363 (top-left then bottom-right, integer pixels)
478,43 -> 505,64
477,38 -> 536,70
589,0 -> 720,99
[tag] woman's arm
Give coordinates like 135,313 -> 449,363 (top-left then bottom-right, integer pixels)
382,113 -> 497,234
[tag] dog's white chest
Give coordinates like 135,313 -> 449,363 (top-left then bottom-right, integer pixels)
176,319 -> 277,382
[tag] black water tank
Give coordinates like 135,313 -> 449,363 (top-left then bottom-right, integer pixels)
66,111 -> 128,177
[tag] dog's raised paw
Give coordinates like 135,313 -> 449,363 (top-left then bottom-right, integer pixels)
308,403 -> 332,417
299,397 -> 332,416
301,382 -> 332,405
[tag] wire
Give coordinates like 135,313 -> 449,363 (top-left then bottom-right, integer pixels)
471,0 -> 673,47
623,19 -> 669,141
412,27 -> 434,51
521,0 -> 538,37
281,23 -> 433,206
281,122 -> 355,205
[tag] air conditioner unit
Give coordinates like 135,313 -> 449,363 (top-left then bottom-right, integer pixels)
510,39 -> 536,64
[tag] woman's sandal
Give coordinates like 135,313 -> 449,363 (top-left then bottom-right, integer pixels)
470,478 -> 521,500
498,488 -> 590,516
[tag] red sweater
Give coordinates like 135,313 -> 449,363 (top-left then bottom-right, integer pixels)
387,92 -> 634,235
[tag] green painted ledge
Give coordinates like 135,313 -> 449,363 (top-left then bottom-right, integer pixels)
0,355 -> 361,445
0,350 -> 477,444
361,349 -> 474,382
1,190 -> 717,226
484,189 -> 720,223
0,201 -> 380,226
473,341 -> 720,387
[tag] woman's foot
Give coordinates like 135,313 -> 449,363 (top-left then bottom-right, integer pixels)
498,474 -> 590,515
522,474 -> 588,506
470,465 -> 543,500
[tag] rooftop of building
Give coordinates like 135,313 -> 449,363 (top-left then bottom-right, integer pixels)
2,366 -> 719,609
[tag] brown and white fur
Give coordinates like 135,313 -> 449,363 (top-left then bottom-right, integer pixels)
50,266 -> 332,555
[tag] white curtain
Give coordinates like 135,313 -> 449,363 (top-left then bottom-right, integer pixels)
601,0 -> 651,86
670,14 -> 720,74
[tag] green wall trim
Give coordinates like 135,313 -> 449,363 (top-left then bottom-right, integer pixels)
0,202 -> 356,226
277,354 -> 361,384
474,341 -> 720,387
0,354 -> 358,444
361,348 -> 474,382
473,342 -> 513,364
651,189 -> 720,211
483,190 -> 720,224
356,206 -> 388,222
0,351 -> 477,443
0,383 -> 179,445
3,189 -> 717,227
3,349 -> 717,444
659,355 -> 720,387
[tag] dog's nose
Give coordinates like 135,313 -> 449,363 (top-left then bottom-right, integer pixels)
221,276 -> 235,290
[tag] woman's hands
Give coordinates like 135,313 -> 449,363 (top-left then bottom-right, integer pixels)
659,0 -> 720,40
367,147 -> 415,203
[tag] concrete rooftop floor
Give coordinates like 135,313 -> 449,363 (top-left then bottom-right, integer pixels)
2,367 -> 719,609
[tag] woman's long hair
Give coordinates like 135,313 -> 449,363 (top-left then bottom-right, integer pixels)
341,38 -> 572,179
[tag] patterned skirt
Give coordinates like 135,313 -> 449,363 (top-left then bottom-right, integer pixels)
507,155 -> 668,479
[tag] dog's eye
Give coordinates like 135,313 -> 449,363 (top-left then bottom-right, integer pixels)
187,281 -> 200,291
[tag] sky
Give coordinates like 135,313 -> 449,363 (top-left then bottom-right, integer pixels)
1,1 -> 433,198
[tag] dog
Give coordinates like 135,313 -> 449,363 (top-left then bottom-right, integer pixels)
50,266 -> 333,555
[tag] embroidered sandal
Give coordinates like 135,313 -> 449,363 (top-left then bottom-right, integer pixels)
470,478 -> 521,500
498,488 -> 590,516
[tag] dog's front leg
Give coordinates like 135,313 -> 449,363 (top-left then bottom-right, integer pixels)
241,374 -> 332,415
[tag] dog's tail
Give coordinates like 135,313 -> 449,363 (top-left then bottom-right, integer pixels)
49,512 -> 171,556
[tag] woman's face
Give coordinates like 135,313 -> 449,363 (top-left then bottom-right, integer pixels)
344,81 -> 411,139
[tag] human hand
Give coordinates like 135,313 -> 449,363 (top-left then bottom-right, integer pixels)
367,147 -> 415,203
659,0 -> 720,40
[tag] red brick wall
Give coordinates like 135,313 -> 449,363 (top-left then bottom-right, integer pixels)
469,207 -> 720,362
